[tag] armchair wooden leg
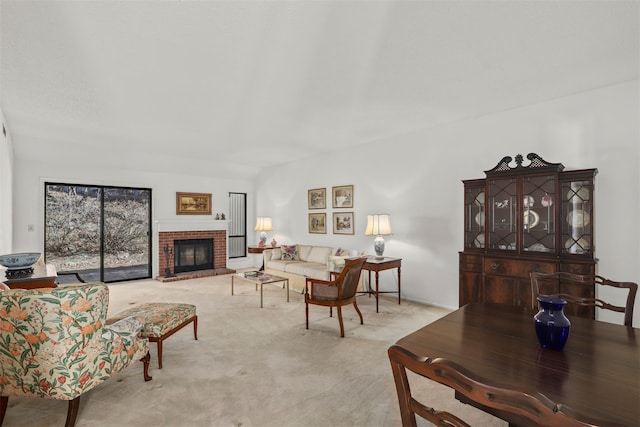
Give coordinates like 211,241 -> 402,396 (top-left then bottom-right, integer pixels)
65,397 -> 81,427
353,300 -> 363,325
337,305 -> 345,337
1,396 -> 8,426
141,351 -> 153,381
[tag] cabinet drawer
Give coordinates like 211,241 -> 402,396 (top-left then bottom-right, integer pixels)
484,258 -> 556,278
460,254 -> 482,272
560,263 -> 596,275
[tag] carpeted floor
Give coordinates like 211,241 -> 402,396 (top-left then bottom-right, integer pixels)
2,274 -> 506,426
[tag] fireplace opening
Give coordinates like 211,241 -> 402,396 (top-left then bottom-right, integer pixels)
174,238 -> 214,274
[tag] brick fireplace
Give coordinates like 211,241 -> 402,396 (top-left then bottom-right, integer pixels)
157,229 -> 235,282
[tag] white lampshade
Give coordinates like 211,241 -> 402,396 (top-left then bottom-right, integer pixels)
255,217 -> 273,232
365,214 -> 392,236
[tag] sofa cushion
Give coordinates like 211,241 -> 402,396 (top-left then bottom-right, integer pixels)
281,245 -> 299,260
285,262 -> 328,280
266,259 -> 299,272
297,245 -> 312,261
307,246 -> 333,264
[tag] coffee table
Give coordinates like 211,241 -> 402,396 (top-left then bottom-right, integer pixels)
231,271 -> 289,308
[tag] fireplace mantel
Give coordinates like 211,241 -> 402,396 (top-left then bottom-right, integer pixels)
154,219 -> 229,232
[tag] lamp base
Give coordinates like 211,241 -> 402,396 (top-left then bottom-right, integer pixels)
374,236 -> 385,259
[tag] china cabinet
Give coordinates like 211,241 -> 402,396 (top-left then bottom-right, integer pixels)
459,153 -> 597,317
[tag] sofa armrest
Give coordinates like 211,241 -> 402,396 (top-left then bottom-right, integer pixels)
102,316 -> 149,372
263,249 -> 274,263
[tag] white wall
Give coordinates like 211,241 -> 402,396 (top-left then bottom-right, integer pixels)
11,161 -> 256,276
255,80 -> 640,327
0,108 -> 14,255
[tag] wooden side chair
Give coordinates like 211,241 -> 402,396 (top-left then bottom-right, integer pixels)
530,271 -> 637,326
388,345 -> 601,427
305,257 -> 366,337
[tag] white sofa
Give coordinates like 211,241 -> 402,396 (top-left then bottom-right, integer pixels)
262,244 -> 364,293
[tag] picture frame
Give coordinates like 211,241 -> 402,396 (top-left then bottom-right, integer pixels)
332,185 -> 354,208
308,187 -> 326,210
176,192 -> 212,215
308,213 -> 326,234
333,212 -> 354,235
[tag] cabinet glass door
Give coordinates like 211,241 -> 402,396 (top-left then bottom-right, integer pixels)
464,185 -> 485,249
522,175 -> 556,253
561,180 -> 593,255
488,178 -> 516,250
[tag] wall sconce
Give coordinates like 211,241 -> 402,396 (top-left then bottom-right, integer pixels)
255,217 -> 273,247
365,214 -> 392,259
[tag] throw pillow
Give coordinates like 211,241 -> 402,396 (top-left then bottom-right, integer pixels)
281,245 -> 299,260
271,247 -> 282,260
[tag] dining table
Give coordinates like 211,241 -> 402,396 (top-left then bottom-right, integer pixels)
389,302 -> 639,426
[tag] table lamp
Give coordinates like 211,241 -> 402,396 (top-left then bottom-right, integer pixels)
365,214 -> 392,259
255,217 -> 273,247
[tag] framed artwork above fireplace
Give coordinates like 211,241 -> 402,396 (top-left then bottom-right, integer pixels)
176,192 -> 212,215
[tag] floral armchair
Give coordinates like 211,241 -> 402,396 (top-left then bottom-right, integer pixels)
0,283 -> 151,427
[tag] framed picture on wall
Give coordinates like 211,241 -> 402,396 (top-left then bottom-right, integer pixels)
308,213 -> 326,234
333,212 -> 354,235
332,185 -> 353,208
176,192 -> 212,215
308,188 -> 326,209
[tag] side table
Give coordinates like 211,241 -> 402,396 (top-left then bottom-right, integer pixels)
2,264 -> 58,289
247,245 -> 279,271
360,257 -> 402,313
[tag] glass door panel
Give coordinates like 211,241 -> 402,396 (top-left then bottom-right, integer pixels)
488,177 -> 517,250
45,185 -> 102,281
522,175 -> 556,253
103,188 -> 151,282
561,180 -> 593,255
464,184 -> 485,249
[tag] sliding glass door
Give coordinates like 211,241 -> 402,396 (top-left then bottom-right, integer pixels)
45,183 -> 152,283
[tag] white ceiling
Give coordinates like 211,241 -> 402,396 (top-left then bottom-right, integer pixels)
1,1 -> 638,179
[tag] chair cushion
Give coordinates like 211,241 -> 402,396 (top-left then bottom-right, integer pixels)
312,283 -> 338,301
107,303 -> 196,338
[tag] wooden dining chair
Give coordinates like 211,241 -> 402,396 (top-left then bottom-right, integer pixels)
388,344 -> 603,427
530,272 -> 637,326
305,257 -> 366,337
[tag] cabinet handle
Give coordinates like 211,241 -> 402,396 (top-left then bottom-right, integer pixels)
490,263 -> 500,270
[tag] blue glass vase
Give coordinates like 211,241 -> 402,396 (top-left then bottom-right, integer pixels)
534,296 -> 571,350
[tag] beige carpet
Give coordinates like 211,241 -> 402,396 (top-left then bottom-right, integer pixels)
2,274 -> 506,427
